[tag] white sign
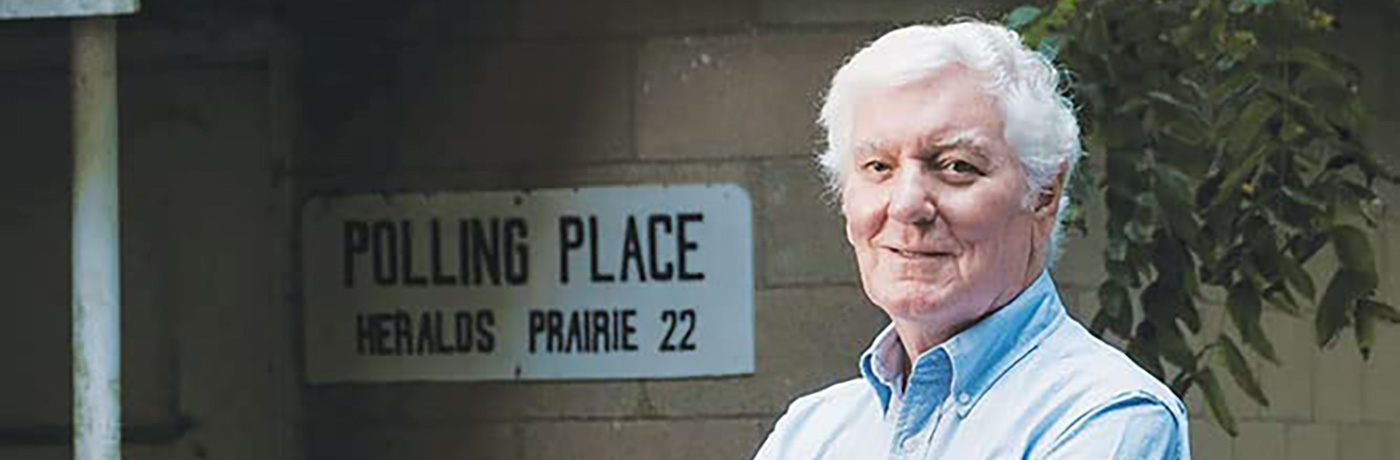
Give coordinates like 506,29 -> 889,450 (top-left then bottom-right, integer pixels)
302,184 -> 754,383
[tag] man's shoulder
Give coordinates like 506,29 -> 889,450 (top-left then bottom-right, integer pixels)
967,317 -> 1189,456
753,377 -> 882,460
785,377 -> 875,415
1020,317 -> 1186,416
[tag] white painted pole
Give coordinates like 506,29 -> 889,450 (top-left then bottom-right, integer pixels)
71,17 -> 121,460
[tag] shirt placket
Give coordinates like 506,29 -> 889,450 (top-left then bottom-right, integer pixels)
887,351 -> 951,460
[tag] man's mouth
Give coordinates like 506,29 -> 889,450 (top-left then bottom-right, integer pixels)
887,247 -> 953,258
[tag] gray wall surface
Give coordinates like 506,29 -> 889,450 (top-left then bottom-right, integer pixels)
3,0 -> 1399,459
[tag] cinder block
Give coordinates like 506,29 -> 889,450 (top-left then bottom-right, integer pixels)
299,159 -> 760,201
1363,325 -> 1400,423
393,0 -> 517,42
0,76 -> 71,428
1325,2 -> 1393,120
306,381 -> 646,424
299,92 -> 398,176
1055,284 -> 1090,323
521,418 -> 772,460
129,70 -> 295,460
1288,423 -> 1339,460
1393,424 -> 1400,460
1050,172 -> 1108,288
0,447 -> 67,460
642,285 -> 887,417
1259,311 -> 1314,422
1339,424 -> 1389,460
1315,341 -> 1365,424
518,0 -> 754,37
1234,422 -> 1286,460
0,23 -> 67,71
758,158 -> 859,286
759,0 -> 1023,26
308,422 -> 520,460
636,34 -> 868,161
1190,417 -> 1235,460
118,11 -> 275,67
394,42 -> 637,172
0,6 -> 273,72
1384,52 -> 1400,122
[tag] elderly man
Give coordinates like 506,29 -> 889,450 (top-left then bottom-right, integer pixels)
754,21 -> 1190,459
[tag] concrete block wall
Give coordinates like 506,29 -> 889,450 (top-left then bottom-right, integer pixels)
4,0 -> 1399,460
299,0 -> 1400,458
296,1 -> 1028,459
0,3 -> 302,460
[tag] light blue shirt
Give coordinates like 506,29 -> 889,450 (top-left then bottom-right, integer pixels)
754,272 -> 1190,459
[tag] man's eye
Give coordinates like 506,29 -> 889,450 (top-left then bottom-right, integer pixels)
944,160 -> 981,175
863,161 -> 892,173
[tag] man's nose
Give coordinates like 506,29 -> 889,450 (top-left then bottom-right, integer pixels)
888,169 -> 938,225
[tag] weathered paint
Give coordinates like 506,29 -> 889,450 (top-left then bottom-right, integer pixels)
0,0 -> 137,19
71,17 -> 121,460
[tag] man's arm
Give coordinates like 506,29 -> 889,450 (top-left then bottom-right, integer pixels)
1040,392 -> 1190,460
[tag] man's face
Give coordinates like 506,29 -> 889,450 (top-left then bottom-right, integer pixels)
842,65 -> 1052,328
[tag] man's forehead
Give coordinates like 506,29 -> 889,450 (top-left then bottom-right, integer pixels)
853,128 -> 992,156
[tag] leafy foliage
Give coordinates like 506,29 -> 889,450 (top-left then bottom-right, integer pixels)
1007,0 -> 1398,435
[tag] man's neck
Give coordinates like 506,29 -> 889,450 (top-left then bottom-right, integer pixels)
891,267 -> 1043,375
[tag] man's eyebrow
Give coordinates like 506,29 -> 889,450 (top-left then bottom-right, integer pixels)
853,140 -> 891,157
922,130 -> 993,162
931,129 -> 987,149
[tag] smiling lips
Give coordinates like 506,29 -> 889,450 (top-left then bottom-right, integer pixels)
886,246 -> 955,258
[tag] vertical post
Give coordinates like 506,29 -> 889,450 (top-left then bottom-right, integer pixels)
71,17 -> 121,460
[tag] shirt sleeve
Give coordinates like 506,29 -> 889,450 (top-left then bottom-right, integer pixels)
1040,392 -> 1190,460
752,395 -> 819,460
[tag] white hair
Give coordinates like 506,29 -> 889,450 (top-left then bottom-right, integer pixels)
817,20 -> 1084,267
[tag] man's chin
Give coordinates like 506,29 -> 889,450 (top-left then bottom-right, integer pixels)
869,284 -> 956,315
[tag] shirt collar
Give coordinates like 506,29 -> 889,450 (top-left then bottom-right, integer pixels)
859,270 -> 1066,417
859,324 -> 905,412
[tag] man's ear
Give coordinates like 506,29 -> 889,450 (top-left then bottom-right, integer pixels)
1034,163 -> 1069,218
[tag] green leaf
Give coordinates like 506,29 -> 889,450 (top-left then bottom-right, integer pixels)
1331,225 -> 1377,280
1021,0 -> 1077,45
1146,91 -> 1202,118
1006,5 -> 1043,30
1227,282 -> 1263,338
1090,310 -> 1112,336
1099,280 -> 1134,338
1245,215 -> 1281,278
1356,299 -> 1377,360
1227,280 -> 1280,363
1210,144 -> 1271,208
1170,371 -> 1195,398
1276,47 -> 1353,84
1316,269 -> 1377,347
1208,71 -> 1261,106
1294,67 -> 1350,95
1217,335 -> 1270,406
1158,321 -> 1198,371
1364,299 -> 1400,324
1038,34 -> 1065,59
1226,98 -> 1279,153
1198,368 -> 1238,436
1155,167 -> 1200,241
1263,286 -> 1303,316
1128,322 -> 1166,379
1277,253 -> 1316,301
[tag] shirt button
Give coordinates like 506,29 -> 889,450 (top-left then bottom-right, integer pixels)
957,393 -> 971,405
